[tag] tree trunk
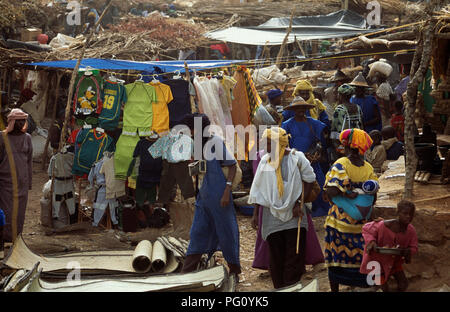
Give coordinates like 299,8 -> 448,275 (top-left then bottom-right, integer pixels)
404,20 -> 435,199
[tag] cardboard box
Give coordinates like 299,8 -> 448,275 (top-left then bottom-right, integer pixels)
21,28 -> 42,42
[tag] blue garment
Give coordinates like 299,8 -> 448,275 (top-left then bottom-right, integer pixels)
386,141 -> 404,160
281,117 -> 331,217
331,193 -> 375,221
186,137 -> 240,267
316,110 -> 330,129
282,110 -> 330,129
282,110 -> 295,122
0,208 -> 5,226
350,95 -> 382,132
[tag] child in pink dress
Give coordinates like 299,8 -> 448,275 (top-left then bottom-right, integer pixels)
360,200 -> 418,292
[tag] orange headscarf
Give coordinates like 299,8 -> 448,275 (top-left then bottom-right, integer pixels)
339,128 -> 373,155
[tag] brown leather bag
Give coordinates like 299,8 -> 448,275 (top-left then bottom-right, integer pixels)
304,180 -> 321,203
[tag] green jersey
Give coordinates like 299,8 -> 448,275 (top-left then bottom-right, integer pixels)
99,80 -> 127,130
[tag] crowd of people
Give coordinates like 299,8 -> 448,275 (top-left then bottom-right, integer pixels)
249,59 -> 417,291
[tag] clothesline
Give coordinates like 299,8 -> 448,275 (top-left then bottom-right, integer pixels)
27,47 -> 416,79
87,48 -> 416,79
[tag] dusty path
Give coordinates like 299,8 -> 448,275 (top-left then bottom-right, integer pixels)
13,164 -> 450,292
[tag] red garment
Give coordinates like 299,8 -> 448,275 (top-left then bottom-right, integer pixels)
68,128 -> 81,145
391,113 -> 405,142
360,221 -> 418,284
210,43 -> 230,55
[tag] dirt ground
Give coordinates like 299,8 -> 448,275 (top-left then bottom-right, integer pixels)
7,161 -> 450,292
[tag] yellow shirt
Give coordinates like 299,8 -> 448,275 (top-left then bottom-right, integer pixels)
149,82 -> 173,134
324,157 -> 378,193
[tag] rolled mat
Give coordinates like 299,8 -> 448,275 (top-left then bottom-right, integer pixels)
151,240 -> 167,273
132,240 -> 153,273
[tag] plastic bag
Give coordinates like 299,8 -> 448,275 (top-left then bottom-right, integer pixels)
42,180 -> 52,199
253,104 -> 276,126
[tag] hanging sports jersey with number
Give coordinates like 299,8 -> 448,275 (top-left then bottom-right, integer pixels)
73,72 -> 103,117
99,80 -> 127,130
123,81 -> 157,136
72,128 -> 115,175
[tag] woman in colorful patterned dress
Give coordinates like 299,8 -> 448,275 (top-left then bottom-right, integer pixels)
323,128 -> 379,292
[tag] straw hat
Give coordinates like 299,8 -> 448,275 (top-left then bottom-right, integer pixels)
330,69 -> 350,82
349,72 -> 370,88
284,96 -> 315,111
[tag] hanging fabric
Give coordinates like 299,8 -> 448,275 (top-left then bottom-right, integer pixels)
164,79 -> 192,128
48,151 -> 75,218
73,70 -> 103,122
149,81 -> 173,135
88,158 -> 119,227
72,128 -> 115,176
123,81 -> 157,137
231,69 -> 251,127
98,80 -> 127,130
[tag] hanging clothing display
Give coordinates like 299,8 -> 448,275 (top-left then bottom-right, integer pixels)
194,77 -> 227,136
148,133 -> 193,164
231,70 -> 251,127
88,158 -> 119,227
133,138 -> 163,189
149,81 -> 173,134
72,128 -> 115,176
48,152 -> 75,218
100,153 -> 126,199
215,81 -> 233,125
73,72 -> 103,118
164,79 -> 193,128
149,133 -> 195,203
221,76 -> 237,109
123,81 -> 157,136
99,80 -> 127,130
132,138 -> 163,206
114,134 -> 140,180
242,66 -> 263,124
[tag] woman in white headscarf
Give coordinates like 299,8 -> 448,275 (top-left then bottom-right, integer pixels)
249,127 -> 322,289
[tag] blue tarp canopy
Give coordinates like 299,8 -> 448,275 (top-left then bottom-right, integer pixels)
26,58 -> 246,73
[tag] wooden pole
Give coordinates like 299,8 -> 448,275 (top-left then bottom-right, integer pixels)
184,62 -> 196,113
42,71 -> 63,170
276,9 -> 295,68
58,0 -> 113,152
1,68 -> 6,91
295,36 -> 306,58
296,182 -> 305,255
404,18 -> 436,199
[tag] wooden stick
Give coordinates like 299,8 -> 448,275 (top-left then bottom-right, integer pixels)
296,181 -> 305,255
414,194 -> 450,203
276,9 -> 295,68
295,36 -> 306,58
42,71 -> 63,169
184,62 -> 196,113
